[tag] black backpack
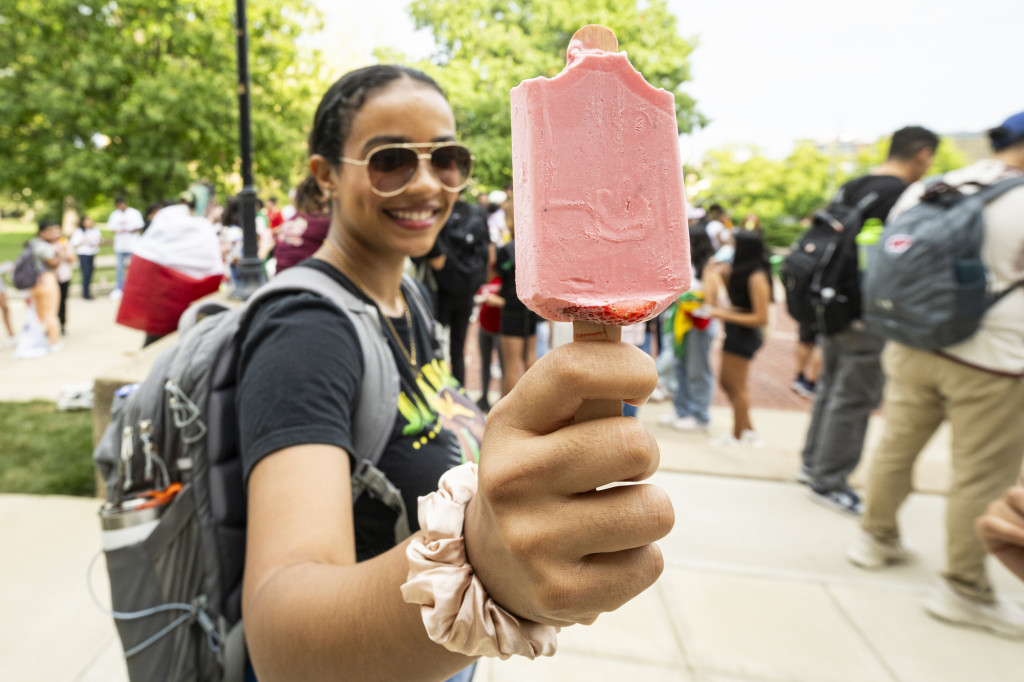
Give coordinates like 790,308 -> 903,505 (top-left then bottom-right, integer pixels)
12,243 -> 39,290
92,266 -> 432,681
781,187 -> 880,334
432,202 -> 490,299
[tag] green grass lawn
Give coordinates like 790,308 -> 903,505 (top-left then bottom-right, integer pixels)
0,401 -> 97,496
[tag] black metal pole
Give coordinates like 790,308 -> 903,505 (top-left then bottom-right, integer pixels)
231,0 -> 265,299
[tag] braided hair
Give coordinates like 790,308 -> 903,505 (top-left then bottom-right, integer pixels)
309,65 -> 446,166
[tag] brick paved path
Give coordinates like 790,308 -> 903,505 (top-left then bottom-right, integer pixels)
462,297 -> 813,412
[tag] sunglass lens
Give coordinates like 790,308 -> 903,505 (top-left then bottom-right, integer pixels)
431,146 -> 472,189
368,147 -> 418,193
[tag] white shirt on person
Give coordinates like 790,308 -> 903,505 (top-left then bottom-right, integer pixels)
70,226 -> 102,256
705,219 -> 729,251
107,206 -> 145,254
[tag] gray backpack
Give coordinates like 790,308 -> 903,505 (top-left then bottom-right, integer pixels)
862,175 -> 1024,350
93,265 -> 431,681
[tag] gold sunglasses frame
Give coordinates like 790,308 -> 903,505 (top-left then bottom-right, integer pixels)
340,142 -> 475,198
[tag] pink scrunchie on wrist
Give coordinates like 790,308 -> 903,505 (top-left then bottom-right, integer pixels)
400,462 -> 559,659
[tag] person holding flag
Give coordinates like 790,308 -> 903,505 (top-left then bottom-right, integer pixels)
115,184 -> 224,346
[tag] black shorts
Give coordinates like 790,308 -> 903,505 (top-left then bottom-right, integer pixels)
499,309 -> 540,338
722,323 -> 763,359
798,321 -> 818,344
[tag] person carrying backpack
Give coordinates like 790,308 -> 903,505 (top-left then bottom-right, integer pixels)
796,126 -> 939,515
415,196 -> 492,385
236,65 -> 671,681
848,111 -> 1024,638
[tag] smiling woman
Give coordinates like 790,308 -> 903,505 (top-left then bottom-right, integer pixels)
236,64 -> 672,682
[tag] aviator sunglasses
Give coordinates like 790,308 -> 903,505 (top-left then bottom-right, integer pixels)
341,142 -> 474,198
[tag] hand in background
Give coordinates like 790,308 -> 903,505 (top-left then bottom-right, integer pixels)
976,475 -> 1024,582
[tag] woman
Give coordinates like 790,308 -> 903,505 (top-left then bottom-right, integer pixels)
659,226 -> 724,431
0,268 -> 14,345
709,229 -> 772,445
237,65 -> 671,681
495,214 -> 540,396
54,231 -> 75,334
28,221 -> 63,351
272,173 -> 331,272
70,216 -> 102,300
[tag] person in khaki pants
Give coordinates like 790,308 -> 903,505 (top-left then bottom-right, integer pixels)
847,110 -> 1024,638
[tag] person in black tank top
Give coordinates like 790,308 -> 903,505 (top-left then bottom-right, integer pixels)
709,230 -> 773,445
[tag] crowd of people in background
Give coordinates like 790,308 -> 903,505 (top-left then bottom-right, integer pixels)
2,92 -> 1023,644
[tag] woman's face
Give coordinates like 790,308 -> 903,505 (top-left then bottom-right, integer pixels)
41,225 -> 61,242
82,217 -> 94,229
331,79 -> 459,259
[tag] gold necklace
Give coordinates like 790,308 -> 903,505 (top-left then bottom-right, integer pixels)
322,240 -> 417,368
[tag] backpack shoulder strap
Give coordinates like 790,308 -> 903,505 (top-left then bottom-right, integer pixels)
973,174 -> 1024,202
241,266 -> 410,543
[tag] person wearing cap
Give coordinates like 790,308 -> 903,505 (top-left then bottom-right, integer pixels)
848,111 -> 1024,638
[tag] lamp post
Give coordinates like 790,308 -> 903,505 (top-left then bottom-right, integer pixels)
231,0 -> 265,299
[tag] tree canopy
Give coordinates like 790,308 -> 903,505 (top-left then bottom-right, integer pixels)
404,0 -> 705,191
0,0 -> 325,215
695,137 -> 968,247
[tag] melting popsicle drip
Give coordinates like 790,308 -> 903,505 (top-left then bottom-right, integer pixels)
563,300 -> 657,326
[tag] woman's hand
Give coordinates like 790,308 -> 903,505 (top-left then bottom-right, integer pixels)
976,475 -> 1024,582
464,339 -> 673,627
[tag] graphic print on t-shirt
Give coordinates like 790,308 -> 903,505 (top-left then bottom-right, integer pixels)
398,357 -> 484,464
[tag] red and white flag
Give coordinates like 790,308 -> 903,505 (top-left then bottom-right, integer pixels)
116,205 -> 224,337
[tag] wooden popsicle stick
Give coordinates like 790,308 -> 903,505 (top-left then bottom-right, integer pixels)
570,25 -> 618,52
572,321 -> 624,423
566,24 -> 624,425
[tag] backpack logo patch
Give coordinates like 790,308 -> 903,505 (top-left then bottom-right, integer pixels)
884,234 -> 914,254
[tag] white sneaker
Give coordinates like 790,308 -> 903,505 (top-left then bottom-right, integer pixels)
650,386 -> 668,402
924,580 -> 1024,639
672,416 -> 701,432
657,413 -> 676,427
49,341 -> 65,354
740,429 -> 764,447
847,530 -> 915,570
109,289 -> 123,301
709,433 -> 741,446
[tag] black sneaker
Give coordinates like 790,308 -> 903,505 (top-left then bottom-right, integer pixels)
809,485 -> 863,516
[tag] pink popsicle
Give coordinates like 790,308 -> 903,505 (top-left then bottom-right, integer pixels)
510,25 -> 690,421
510,26 -> 690,330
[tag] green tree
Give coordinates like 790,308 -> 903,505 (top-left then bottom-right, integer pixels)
0,0 -> 325,215
697,143 -> 846,247
404,0 -> 705,191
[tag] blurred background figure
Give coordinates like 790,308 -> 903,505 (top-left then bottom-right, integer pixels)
273,175 -> 331,274
54,228 -> 75,335
106,197 -> 145,300
69,216 -> 101,300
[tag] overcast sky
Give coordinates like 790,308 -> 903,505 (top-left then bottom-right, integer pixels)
314,0 -> 1023,160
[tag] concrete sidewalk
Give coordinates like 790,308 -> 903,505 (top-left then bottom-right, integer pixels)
1,292 -> 1022,681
